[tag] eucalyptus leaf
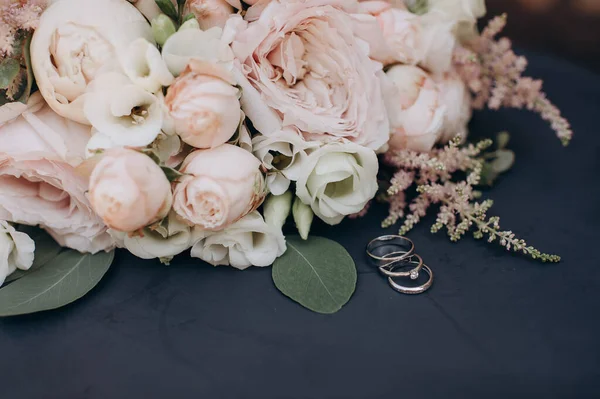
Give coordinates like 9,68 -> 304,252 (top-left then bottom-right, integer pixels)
161,166 -> 185,182
491,149 -> 515,173
0,58 -> 20,90
0,250 -> 115,317
154,0 -> 179,22
5,227 -> 62,283
272,236 -> 356,314
16,32 -> 34,103
496,131 -> 510,149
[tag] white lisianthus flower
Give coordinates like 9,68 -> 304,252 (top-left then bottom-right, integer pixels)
84,73 -> 163,152
252,128 -> 318,196
31,0 -> 153,124
162,26 -> 234,77
191,211 -> 286,269
295,140 -> 379,225
121,38 -> 174,93
0,221 -> 35,287
110,213 -> 193,262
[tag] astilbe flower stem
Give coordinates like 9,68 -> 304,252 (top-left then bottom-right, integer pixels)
381,138 -> 560,262
454,14 -> 573,146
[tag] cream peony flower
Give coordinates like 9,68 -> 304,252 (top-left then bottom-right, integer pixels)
252,127 -> 318,196
162,25 -> 234,77
89,148 -> 173,233
295,140 -> 379,225
110,212 -> 193,261
84,73 -> 163,152
0,95 -> 113,253
418,13 -> 457,75
436,71 -> 472,144
184,0 -> 241,30
165,60 -> 241,149
0,221 -> 35,287
173,144 -> 266,231
227,0 -> 390,150
31,0 -> 153,124
385,64 -> 446,152
120,38 -> 174,93
191,211 -> 286,269
427,0 -> 486,24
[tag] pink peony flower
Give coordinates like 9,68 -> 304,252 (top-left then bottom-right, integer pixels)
435,70 -> 472,144
357,0 -> 422,65
226,0 -> 390,151
384,65 -> 446,153
0,94 -> 113,253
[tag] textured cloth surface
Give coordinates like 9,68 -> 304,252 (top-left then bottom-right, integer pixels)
1,54 -> 599,399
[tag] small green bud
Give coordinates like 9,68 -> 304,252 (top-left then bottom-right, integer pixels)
151,14 -> 177,47
263,191 -> 293,230
179,17 -> 200,31
292,197 -> 314,240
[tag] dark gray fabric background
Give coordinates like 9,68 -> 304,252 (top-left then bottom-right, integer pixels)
1,53 -> 599,399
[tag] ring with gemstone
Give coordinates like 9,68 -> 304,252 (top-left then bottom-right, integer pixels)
378,254 -> 424,280
387,264 -> 434,295
366,235 -> 415,267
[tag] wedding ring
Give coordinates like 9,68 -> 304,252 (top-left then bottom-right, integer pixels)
366,235 -> 415,267
378,254 -> 424,280
387,264 -> 433,295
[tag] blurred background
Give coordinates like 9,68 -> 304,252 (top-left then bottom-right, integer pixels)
486,0 -> 600,72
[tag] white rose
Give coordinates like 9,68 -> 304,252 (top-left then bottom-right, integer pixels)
162,26 -> 234,77
120,38 -> 174,93
31,0 -> 153,124
191,211 -> 286,269
295,140 -> 379,225
252,128 -> 318,196
110,212 -> 193,262
0,221 -> 35,287
84,73 -> 163,153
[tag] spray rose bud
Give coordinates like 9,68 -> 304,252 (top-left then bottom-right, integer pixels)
165,60 -> 241,149
173,144 -> 266,231
89,148 -> 173,232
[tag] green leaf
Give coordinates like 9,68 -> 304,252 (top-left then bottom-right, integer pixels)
496,131 -> 510,149
182,12 -> 195,23
154,0 -> 179,22
491,149 -> 515,173
161,166 -> 185,182
0,58 -> 20,90
0,250 -> 115,317
16,32 -> 34,103
272,236 -> 356,314
5,227 -> 62,283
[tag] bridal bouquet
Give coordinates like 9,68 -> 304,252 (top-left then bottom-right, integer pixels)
0,0 -> 572,315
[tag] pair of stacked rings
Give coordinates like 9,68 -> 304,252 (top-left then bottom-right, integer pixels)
366,235 -> 434,295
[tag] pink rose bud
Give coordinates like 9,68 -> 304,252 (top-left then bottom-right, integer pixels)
435,71 -> 472,144
165,60 -> 241,149
173,144 -> 266,231
385,65 -> 446,153
184,0 -> 237,30
89,148 -> 173,232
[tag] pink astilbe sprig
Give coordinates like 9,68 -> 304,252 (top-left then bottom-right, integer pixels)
0,0 -> 47,56
381,137 -> 561,262
454,14 -> 573,146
